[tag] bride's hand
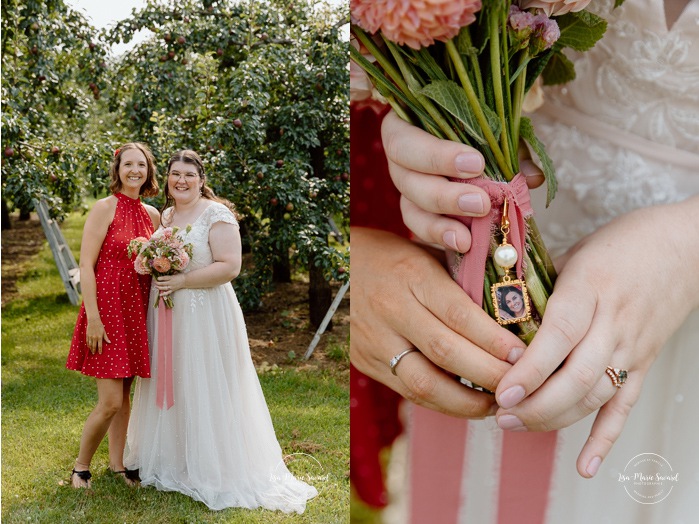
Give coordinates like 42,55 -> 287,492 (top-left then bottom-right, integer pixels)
155,274 -> 186,297
382,110 -> 544,252
492,197 -> 699,477
351,227 -> 528,418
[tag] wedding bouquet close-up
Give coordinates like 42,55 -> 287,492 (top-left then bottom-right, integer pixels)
350,0 -> 621,342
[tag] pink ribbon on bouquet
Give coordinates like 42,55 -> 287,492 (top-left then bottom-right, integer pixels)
156,297 -> 174,410
454,173 -> 533,305
409,174 -> 558,523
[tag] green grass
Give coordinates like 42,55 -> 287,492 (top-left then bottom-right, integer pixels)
1,210 -> 349,523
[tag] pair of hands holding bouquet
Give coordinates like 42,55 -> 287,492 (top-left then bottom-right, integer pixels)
350,0 -> 699,478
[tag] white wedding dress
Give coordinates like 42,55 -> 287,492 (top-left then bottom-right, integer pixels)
124,202 -> 317,512
532,1 -> 699,521
388,1 -> 699,522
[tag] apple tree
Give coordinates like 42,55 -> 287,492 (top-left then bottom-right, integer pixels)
1,0 -> 115,226
103,0 -> 349,315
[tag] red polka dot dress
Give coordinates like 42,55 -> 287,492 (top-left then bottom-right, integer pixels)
66,192 -> 154,378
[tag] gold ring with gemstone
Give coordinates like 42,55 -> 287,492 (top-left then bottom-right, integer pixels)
605,366 -> 628,388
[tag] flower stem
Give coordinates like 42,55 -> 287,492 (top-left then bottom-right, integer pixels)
353,29 -> 422,111
512,51 -> 529,144
460,29 -> 485,101
489,11 -> 513,174
445,40 -> 514,180
386,40 -> 462,142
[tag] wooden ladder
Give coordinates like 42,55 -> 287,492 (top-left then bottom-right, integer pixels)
33,199 -> 81,306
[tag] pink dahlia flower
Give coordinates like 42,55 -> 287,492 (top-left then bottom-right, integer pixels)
518,0 -> 593,17
152,256 -> 172,273
351,0 -> 482,50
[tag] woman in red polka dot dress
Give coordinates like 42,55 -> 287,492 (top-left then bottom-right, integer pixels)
66,143 -> 160,489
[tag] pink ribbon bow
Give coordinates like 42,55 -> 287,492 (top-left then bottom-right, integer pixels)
453,173 -> 533,306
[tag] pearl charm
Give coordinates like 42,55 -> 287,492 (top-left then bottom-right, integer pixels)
494,244 -> 518,269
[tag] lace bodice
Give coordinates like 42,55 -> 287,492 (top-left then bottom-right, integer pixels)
550,0 -> 699,149
530,0 -> 699,256
168,202 -> 239,272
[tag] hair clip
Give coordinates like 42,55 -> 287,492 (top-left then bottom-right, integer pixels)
114,148 -> 121,157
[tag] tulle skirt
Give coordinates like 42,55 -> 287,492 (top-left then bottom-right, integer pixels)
125,284 -> 317,512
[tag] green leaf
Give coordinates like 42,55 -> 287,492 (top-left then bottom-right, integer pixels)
519,117 -> 557,206
524,49 -> 553,92
555,11 -> 608,52
614,0 -> 626,7
541,51 -> 575,86
419,80 -> 501,146
413,48 -> 448,82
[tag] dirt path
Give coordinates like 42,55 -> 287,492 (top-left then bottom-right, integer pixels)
0,215 -> 349,371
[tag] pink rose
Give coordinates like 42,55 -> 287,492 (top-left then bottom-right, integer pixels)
172,251 -> 190,271
351,0 -> 482,50
517,0 -> 593,17
134,254 -> 151,275
152,256 -> 171,273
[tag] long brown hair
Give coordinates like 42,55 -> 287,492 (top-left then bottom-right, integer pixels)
160,149 -> 236,225
108,142 -> 159,197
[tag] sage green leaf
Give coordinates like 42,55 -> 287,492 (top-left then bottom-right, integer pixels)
519,117 -> 557,206
556,11 -> 608,52
419,80 -> 493,145
414,48 -> 448,81
524,49 -> 553,92
542,51 -> 576,85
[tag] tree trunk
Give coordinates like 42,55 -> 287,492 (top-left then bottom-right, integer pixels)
19,205 -> 31,221
272,250 -> 291,283
309,262 -> 332,331
1,198 -> 11,230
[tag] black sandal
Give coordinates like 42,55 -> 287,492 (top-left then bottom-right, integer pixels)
70,468 -> 92,488
110,467 -> 140,485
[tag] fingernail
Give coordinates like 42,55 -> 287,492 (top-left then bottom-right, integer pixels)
442,231 -> 459,251
458,193 -> 485,214
507,347 -> 524,364
586,456 -> 602,477
497,414 -> 524,431
519,159 -> 540,177
455,152 -> 484,175
498,385 -> 525,409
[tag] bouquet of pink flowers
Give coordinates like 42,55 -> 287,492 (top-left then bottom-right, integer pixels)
128,226 -> 193,309
351,0 -> 622,342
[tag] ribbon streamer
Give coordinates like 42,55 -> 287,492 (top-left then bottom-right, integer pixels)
156,297 -> 174,410
453,173 -> 533,306
409,175 -> 557,523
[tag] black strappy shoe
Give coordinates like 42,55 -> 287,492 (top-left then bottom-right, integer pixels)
109,467 -> 140,485
70,468 -> 92,488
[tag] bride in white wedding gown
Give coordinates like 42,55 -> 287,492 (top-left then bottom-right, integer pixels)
124,150 -> 317,513
362,0 -> 698,522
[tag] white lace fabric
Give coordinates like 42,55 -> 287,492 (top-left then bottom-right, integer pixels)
530,0 -> 699,256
